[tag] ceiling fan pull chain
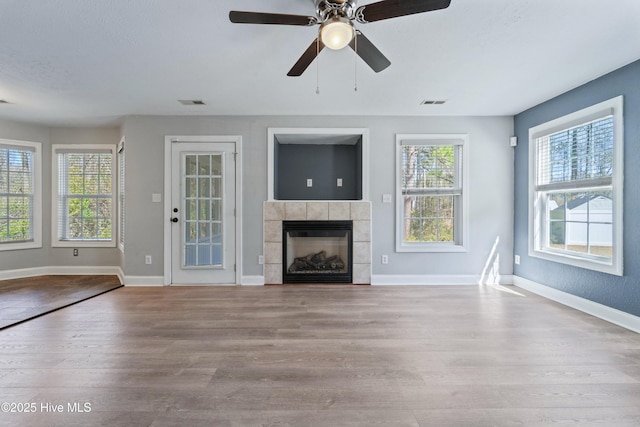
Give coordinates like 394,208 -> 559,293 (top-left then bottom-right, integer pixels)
316,37 -> 320,94
354,32 -> 358,92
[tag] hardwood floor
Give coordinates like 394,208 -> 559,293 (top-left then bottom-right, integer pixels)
0,284 -> 639,426
0,275 -> 123,330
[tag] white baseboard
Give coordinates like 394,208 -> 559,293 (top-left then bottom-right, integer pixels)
123,275 -> 165,286
0,266 -> 124,284
371,274 -> 514,286
513,276 -> 640,334
0,267 -> 49,281
241,275 -> 265,286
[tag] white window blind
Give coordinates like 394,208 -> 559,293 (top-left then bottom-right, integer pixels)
55,147 -> 114,243
536,116 -> 614,192
0,144 -> 35,243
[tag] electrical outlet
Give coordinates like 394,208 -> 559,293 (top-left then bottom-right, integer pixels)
145,255 -> 152,265
73,248 -> 78,256
514,255 -> 520,265
337,178 -> 343,187
258,255 -> 264,265
381,254 -> 389,264
306,178 -> 313,187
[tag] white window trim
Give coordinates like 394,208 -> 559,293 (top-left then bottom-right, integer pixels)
395,134 -> 470,253
528,96 -> 624,276
0,139 -> 42,251
51,144 -> 117,248
117,137 -> 125,253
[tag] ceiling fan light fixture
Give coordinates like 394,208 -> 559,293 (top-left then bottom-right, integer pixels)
320,17 -> 354,50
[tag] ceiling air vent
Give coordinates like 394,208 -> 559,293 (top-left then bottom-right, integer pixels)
178,99 -> 206,105
420,100 -> 446,105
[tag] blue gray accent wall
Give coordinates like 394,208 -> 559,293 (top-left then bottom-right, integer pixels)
513,59 -> 640,317
275,142 -> 362,200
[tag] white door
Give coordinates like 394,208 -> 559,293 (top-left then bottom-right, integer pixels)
170,141 -> 236,284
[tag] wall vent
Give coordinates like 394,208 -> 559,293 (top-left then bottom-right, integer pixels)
178,99 -> 206,105
420,100 -> 446,105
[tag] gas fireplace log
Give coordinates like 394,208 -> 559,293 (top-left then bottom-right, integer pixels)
288,250 -> 345,273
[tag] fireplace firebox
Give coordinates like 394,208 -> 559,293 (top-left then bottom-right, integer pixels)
282,220 -> 353,284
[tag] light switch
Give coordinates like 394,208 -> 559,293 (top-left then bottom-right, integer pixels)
307,179 -> 313,187
152,193 -> 162,203
382,194 -> 392,203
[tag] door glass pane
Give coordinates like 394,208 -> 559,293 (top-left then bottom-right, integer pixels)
185,178 -> 197,198
185,155 -> 197,175
182,153 -> 224,268
198,155 -> 210,175
212,156 -> 222,175
185,200 -> 196,221
211,200 -> 221,221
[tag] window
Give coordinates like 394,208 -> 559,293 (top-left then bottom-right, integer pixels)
117,138 -> 125,252
52,145 -> 116,247
0,139 -> 42,251
529,96 -> 623,276
396,134 -> 469,252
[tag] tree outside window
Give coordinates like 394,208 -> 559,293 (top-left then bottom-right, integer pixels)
396,134 -> 468,253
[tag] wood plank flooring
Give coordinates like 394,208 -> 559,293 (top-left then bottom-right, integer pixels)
0,275 -> 123,330
0,284 -> 639,426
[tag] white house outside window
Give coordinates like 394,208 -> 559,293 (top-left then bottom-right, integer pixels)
0,139 -> 42,251
529,96 -> 623,276
52,145 -> 116,247
396,134 -> 469,252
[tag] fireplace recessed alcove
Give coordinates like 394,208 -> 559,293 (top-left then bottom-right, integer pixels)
264,128 -> 371,285
267,128 -> 369,201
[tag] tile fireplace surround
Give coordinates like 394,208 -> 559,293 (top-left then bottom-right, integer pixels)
263,201 -> 372,284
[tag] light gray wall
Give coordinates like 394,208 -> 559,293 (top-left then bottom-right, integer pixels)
1,114 -> 514,280
122,115 -> 514,279
0,118 -> 50,270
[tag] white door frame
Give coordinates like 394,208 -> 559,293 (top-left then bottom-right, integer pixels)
164,135 -> 242,285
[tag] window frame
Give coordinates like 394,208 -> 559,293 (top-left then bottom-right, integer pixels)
395,134 -> 469,253
51,144 -> 117,248
0,139 -> 42,251
528,96 -> 624,276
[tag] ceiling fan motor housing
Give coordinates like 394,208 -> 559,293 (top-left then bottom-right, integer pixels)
316,0 -> 356,21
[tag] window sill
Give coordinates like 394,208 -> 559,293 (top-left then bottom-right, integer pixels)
52,240 -> 116,249
396,242 -> 469,253
0,241 -> 42,252
529,248 -> 622,276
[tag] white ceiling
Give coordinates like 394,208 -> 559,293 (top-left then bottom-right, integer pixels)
1,0 -> 639,127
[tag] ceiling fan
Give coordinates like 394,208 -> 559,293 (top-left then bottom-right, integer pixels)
229,0 -> 452,76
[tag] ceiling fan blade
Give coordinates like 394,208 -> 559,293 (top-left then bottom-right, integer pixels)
287,38 -> 325,77
229,11 -> 317,26
349,31 -> 391,73
355,0 -> 451,23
